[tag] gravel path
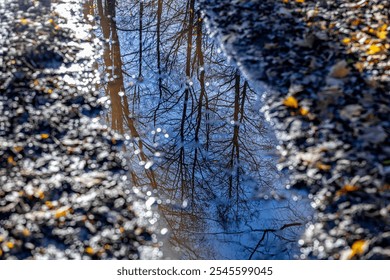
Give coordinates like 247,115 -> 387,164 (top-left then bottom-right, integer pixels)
0,0 -> 159,259
201,0 -> 390,259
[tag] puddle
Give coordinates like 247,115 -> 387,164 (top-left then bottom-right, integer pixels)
84,0 -> 312,259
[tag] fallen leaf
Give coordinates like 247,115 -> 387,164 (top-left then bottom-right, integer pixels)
22,228 -> 31,237
349,240 -> 368,259
7,156 -> 16,165
6,242 -> 14,249
316,162 -> 331,171
336,185 -> 359,196
299,107 -> 309,116
342,38 -> 351,44
329,60 -> 350,78
377,31 -> 387,40
367,44 -> 382,55
54,206 -> 70,219
13,146 -> 23,153
283,96 -> 299,109
20,18 -> 29,25
36,190 -> 45,200
45,201 -> 54,209
85,247 -> 95,255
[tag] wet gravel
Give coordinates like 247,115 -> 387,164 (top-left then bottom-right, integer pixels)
201,0 -> 390,259
0,0 -> 159,259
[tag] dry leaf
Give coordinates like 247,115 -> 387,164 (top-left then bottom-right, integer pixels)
85,247 -> 95,255
299,107 -> 309,116
7,156 -> 16,165
20,18 -> 28,25
22,228 -> 31,237
283,96 -> 299,109
367,44 -> 382,55
349,240 -> 368,259
316,162 -> 331,171
6,242 -> 14,249
54,206 -> 70,219
342,38 -> 351,44
329,60 -> 350,78
336,185 -> 359,196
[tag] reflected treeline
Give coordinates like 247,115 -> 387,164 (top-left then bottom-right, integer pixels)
86,0 -> 309,259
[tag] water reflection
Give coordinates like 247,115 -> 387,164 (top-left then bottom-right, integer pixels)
86,0 -> 310,259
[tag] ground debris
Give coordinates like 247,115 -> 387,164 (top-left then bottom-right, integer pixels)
201,0 -> 390,259
0,0 -> 159,259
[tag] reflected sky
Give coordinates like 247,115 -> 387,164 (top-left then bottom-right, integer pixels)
84,0 -> 312,259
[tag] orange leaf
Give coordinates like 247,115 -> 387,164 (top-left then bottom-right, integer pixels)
23,228 -> 31,237
349,240 -> 367,259
299,107 -> 309,116
6,242 -> 14,249
7,156 -> 16,165
316,162 -> 331,171
337,185 -> 359,196
85,247 -> 95,255
283,96 -> 299,109
54,206 -> 70,219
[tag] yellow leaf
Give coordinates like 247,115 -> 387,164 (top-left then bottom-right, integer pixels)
36,190 -> 45,200
283,96 -> 299,109
41,133 -> 49,139
349,240 -> 367,259
20,18 -> 29,25
342,38 -> 351,44
377,31 -> 387,40
85,247 -> 95,255
45,201 -> 54,209
6,242 -> 14,249
379,24 -> 388,32
54,207 -> 70,219
367,44 -> 382,55
296,0 -> 305,3
299,107 -> 309,116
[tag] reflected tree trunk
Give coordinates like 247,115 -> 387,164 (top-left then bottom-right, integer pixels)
178,0 -> 195,200
191,11 -> 206,199
153,0 -> 164,126
96,0 -> 157,188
